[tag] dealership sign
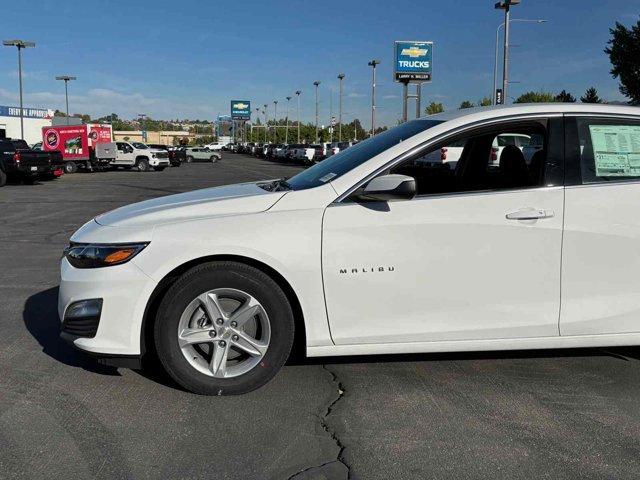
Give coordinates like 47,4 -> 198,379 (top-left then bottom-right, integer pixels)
230,100 -> 251,120
0,105 -> 54,119
394,41 -> 433,83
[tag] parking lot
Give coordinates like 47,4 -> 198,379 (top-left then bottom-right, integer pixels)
2,153 -> 640,480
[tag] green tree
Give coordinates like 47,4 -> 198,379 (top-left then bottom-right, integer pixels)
459,100 -> 475,109
425,102 -> 445,115
555,90 -> 576,102
514,91 -> 556,103
478,97 -> 492,107
581,87 -> 604,103
605,18 -> 640,104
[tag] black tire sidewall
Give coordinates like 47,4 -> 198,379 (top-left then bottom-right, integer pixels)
154,262 -> 295,395
137,158 -> 149,171
0,169 -> 6,187
64,162 -> 77,174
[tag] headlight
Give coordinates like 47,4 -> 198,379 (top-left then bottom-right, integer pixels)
63,242 -> 148,268
151,154 -> 157,158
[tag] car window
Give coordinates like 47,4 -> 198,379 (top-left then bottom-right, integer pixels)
575,117 -> 640,183
389,121 -> 548,197
286,119 -> 443,190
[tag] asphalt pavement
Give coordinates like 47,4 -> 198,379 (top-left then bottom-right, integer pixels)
1,154 -> 640,480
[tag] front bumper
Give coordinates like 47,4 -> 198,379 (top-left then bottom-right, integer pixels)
58,256 -> 158,357
149,158 -> 170,167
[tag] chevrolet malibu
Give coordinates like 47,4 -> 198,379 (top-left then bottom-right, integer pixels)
59,103 -> 640,395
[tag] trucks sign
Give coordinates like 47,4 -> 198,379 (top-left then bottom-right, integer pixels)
394,41 -> 433,83
230,100 -> 251,120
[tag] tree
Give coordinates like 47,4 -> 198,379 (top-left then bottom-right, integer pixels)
425,102 -> 444,115
459,100 -> 475,109
514,91 -> 556,103
581,87 -> 604,103
478,97 -> 492,107
605,18 -> 640,104
555,90 -> 576,102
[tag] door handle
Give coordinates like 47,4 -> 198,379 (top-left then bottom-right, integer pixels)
506,208 -> 554,220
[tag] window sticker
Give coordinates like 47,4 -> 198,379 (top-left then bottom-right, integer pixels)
589,125 -> 640,177
319,173 -> 337,183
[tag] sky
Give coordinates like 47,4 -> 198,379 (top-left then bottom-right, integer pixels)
1,0 -> 639,128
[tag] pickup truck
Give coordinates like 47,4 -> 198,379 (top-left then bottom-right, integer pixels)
96,141 -> 170,171
0,138 -> 63,186
147,144 -> 182,167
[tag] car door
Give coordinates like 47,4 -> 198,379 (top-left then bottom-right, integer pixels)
560,115 -> 640,336
322,117 -> 565,345
115,142 -> 133,164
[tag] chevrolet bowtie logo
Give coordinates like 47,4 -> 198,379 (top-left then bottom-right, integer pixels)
401,47 -> 428,58
233,103 -> 249,109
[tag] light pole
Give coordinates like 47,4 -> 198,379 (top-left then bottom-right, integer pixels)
295,90 -> 301,143
493,18 -> 546,105
367,59 -> 380,136
3,40 -> 35,139
494,0 -> 520,105
313,81 -> 320,143
138,114 -> 147,142
255,107 -> 260,142
337,74 -> 344,142
285,96 -> 291,144
55,75 -> 77,125
263,104 -> 268,143
273,100 -> 278,143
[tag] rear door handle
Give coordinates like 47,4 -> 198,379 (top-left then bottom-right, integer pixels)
506,208 -> 554,220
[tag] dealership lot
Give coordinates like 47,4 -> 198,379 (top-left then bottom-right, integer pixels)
2,155 -> 640,480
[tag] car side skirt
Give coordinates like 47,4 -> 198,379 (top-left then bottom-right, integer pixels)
306,333 -> 640,357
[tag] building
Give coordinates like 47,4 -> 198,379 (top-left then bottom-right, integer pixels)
0,105 -> 54,145
113,130 -> 193,145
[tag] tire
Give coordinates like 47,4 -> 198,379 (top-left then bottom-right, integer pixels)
64,162 -> 77,174
0,169 -> 6,187
136,158 -> 150,172
210,156 -> 218,163
154,261 -> 295,395
186,156 -> 194,163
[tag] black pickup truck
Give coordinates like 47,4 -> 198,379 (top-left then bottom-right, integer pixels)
0,138 -> 63,186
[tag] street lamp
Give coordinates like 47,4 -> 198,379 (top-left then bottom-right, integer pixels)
55,75 -> 77,125
337,74 -> 345,142
494,0 -> 521,104
367,59 -> 380,136
273,100 -> 278,143
493,18 -> 546,104
313,81 -> 321,143
295,91 -> 302,143
3,39 -> 35,139
285,96 -> 291,144
263,104 -> 268,143
255,107 -> 260,142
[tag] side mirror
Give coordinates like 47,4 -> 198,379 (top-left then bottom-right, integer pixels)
361,174 -> 416,201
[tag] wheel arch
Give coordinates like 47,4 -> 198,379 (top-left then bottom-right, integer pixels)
140,254 -> 307,363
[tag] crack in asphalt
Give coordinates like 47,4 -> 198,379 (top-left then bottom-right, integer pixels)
287,364 -> 350,480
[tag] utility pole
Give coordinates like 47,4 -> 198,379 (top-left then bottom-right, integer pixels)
255,107 -> 260,142
329,89 -> 333,143
368,59 -> 380,136
313,81 -> 320,143
3,39 -> 35,139
285,96 -> 291,144
495,0 -> 520,104
337,74 -> 344,142
273,100 -> 278,143
55,75 -> 77,125
295,91 -> 301,143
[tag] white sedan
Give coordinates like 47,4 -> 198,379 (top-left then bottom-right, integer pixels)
59,103 -> 640,395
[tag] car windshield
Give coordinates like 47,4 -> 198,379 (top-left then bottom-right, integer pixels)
286,119 -> 443,190
132,142 -> 148,149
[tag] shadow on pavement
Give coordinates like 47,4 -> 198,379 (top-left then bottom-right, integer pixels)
23,286 -> 120,376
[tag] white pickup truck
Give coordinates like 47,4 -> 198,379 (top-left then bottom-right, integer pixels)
96,141 -> 170,171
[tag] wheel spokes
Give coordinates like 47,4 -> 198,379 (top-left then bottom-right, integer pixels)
178,327 -> 214,347
232,330 -> 268,357
229,298 -> 262,329
210,342 -> 229,377
198,292 -> 226,322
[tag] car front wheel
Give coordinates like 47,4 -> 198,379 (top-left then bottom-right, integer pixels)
154,261 -> 295,395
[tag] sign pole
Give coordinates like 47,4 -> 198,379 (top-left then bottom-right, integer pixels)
415,84 -> 421,119
402,82 -> 408,122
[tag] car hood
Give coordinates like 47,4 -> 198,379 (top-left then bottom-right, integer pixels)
95,182 -> 285,228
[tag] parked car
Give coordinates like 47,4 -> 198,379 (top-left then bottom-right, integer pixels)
96,141 -> 170,171
325,141 -> 352,158
204,142 -> 226,151
185,147 -> 221,163
0,138 -> 63,186
293,144 -> 322,165
59,103 -> 640,395
147,144 -> 181,167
